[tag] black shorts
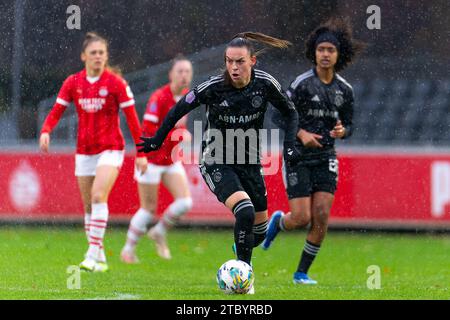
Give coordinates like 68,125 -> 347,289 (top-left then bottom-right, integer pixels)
283,158 -> 339,199
199,163 -> 267,212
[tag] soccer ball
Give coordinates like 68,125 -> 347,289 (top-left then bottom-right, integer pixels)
216,259 -> 254,294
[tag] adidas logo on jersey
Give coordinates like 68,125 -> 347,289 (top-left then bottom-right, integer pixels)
311,95 -> 320,102
219,100 -> 229,107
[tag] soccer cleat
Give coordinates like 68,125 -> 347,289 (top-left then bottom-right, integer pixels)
120,248 -> 139,264
261,210 -> 284,250
148,227 -> 172,260
293,272 -> 318,285
79,258 -> 97,272
247,284 -> 255,295
94,262 -> 109,273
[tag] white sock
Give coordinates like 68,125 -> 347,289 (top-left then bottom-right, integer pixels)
98,245 -> 107,263
155,197 -> 192,235
84,213 -> 91,242
124,208 -> 154,252
86,203 -> 109,261
279,215 -> 287,232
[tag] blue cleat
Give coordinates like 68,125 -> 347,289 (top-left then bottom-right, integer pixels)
261,210 -> 284,250
232,243 -> 236,256
293,272 -> 318,285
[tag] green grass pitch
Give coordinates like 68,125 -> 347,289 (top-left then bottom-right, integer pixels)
0,226 -> 448,299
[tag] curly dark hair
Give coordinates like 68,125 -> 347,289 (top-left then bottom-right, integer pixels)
305,17 -> 365,72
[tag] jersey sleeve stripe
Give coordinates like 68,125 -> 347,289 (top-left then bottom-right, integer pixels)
144,114 -> 159,123
254,70 -> 282,92
56,98 -> 70,107
197,77 -> 224,93
290,70 -> 314,90
255,74 -> 282,92
197,76 -> 223,91
336,74 -> 353,90
119,99 -> 136,108
255,70 -> 281,84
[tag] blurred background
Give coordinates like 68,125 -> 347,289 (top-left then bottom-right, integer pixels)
1,0 -> 450,229
0,0 -> 449,146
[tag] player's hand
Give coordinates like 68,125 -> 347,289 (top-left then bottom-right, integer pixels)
330,120 -> 346,139
297,129 -> 323,148
283,141 -> 301,165
39,133 -> 50,153
135,156 -> 148,175
136,136 -> 162,153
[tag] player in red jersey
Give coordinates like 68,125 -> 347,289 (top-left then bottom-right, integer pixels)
39,32 -> 148,272
121,55 -> 193,263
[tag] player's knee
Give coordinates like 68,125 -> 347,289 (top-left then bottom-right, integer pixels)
291,210 -> 311,228
312,204 -> 330,225
91,189 -> 107,203
170,197 -> 193,217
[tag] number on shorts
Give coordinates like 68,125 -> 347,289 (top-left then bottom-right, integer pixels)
329,159 -> 338,173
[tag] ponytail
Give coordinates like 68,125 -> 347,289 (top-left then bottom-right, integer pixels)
227,32 -> 292,57
233,32 -> 292,49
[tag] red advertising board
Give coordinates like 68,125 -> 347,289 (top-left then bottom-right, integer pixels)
1,152 -> 450,228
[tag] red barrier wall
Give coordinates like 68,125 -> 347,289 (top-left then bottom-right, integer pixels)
1,152 -> 450,227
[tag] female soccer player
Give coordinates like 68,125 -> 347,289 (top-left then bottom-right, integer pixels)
262,18 -> 365,285
39,32 -> 147,272
137,32 -> 301,292
121,56 -> 193,263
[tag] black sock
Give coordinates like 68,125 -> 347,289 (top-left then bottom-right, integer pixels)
253,220 -> 268,247
232,199 -> 255,264
297,240 -> 321,274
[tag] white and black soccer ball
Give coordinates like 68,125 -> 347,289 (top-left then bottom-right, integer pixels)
216,259 -> 254,294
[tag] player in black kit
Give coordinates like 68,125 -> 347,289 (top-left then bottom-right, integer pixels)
262,18 -> 365,285
137,32 -> 301,293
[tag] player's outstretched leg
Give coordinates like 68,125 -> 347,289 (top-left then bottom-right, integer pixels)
148,197 -> 192,259
148,224 -> 171,260
121,208 -> 154,264
261,210 -> 284,250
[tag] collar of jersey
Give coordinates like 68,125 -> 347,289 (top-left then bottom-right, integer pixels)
82,68 -> 107,84
313,67 -> 336,87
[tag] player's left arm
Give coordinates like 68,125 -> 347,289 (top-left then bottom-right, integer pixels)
266,80 -> 301,163
331,88 -> 354,139
266,82 -> 299,144
117,79 -> 148,171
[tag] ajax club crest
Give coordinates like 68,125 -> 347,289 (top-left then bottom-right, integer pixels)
252,96 -> 263,108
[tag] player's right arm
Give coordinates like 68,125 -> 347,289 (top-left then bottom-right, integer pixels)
287,83 -> 323,149
39,76 -> 74,152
